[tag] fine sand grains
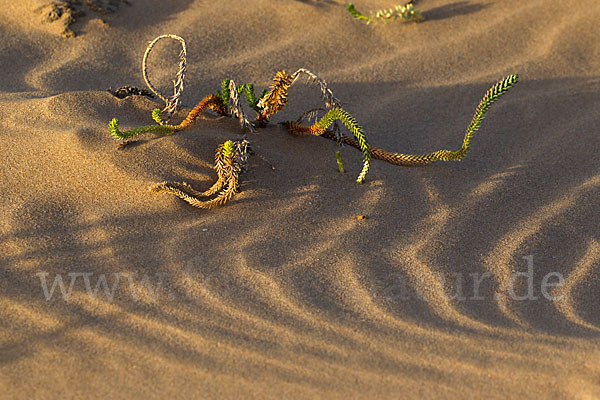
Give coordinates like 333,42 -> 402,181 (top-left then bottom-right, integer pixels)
0,0 -> 599,398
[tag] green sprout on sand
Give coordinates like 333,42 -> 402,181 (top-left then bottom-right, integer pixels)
336,151 -> 345,173
346,2 -> 424,24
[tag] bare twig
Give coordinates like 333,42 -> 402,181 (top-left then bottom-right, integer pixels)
142,34 -> 187,120
227,80 -> 257,134
290,68 -> 343,109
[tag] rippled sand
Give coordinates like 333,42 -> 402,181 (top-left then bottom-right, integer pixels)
1,0 -> 599,398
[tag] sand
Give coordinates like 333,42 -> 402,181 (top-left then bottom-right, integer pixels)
1,0 -> 599,398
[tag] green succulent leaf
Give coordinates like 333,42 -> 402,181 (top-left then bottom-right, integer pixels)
152,108 -> 163,124
317,108 -> 371,183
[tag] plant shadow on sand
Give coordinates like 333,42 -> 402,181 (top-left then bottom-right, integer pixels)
1,77 -> 599,388
423,1 -> 488,21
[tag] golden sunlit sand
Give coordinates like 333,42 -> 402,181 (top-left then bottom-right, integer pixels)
1,0 -> 599,398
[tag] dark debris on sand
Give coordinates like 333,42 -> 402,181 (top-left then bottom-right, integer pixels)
108,86 -> 155,99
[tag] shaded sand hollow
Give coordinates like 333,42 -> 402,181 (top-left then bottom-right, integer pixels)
1,0 -> 599,398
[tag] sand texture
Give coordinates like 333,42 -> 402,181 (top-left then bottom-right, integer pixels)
1,0 -> 599,398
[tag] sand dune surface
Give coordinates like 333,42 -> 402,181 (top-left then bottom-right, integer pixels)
1,0 -> 599,398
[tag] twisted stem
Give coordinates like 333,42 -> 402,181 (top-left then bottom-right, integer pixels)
300,74 -> 519,167
142,34 -> 187,117
109,94 -> 226,140
284,107 -> 371,183
150,140 -> 241,208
